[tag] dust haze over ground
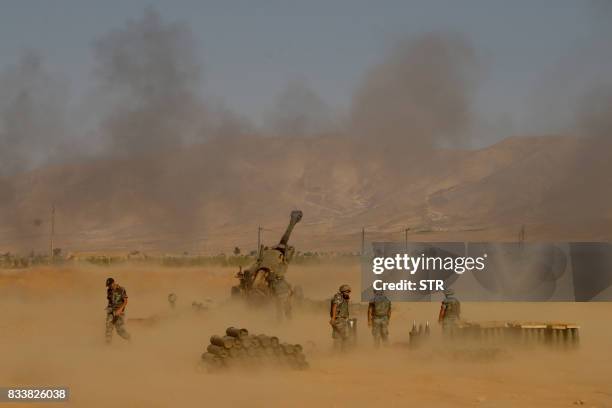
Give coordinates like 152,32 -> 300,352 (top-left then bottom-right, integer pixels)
1,262 -> 611,407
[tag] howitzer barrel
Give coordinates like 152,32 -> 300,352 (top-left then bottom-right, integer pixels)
278,210 -> 303,247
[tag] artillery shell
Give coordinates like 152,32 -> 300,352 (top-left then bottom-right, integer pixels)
210,335 -> 234,349
223,335 -> 237,347
201,352 -> 217,362
201,352 -> 223,367
237,336 -> 252,348
281,343 -> 296,354
246,335 -> 260,348
226,327 -> 249,338
207,344 -> 229,357
256,334 -> 272,347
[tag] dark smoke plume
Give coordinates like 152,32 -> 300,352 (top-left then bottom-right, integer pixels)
523,0 -> 612,226
350,32 -> 479,153
0,51 -> 69,176
80,8 -> 213,247
264,78 -> 336,137
577,1 -> 612,139
92,7 -> 204,155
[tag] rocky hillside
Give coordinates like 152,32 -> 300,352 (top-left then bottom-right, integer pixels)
1,134 -> 610,253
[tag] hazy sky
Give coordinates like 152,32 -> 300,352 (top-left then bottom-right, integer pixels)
0,0 -> 606,142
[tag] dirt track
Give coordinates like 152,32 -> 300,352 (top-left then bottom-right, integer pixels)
1,263 -> 611,407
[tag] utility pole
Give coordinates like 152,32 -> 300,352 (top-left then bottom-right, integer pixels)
361,227 -> 365,256
519,224 -> 525,248
50,204 -> 55,259
257,225 -> 263,252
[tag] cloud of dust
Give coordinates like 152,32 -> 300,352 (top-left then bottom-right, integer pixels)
0,51 -> 71,176
349,32 -> 479,157
264,78 -> 339,137
92,7 -> 205,156
1,264 -> 611,407
530,1 -> 612,219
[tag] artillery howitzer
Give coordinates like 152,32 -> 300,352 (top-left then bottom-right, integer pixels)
231,210 -> 303,304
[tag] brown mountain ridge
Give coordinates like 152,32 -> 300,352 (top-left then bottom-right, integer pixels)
1,134 -> 610,254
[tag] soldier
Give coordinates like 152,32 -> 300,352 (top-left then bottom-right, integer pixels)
438,288 -> 461,332
330,284 -> 351,351
269,274 -> 293,321
105,278 -> 130,343
368,289 -> 391,347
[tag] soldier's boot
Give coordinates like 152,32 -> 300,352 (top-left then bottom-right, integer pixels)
373,335 -> 381,348
116,326 -> 131,341
333,338 -> 344,353
115,316 -> 131,341
381,334 -> 389,347
341,337 -> 351,352
381,325 -> 390,347
372,323 -> 381,348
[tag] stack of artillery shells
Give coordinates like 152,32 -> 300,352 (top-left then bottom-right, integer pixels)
200,327 -> 309,372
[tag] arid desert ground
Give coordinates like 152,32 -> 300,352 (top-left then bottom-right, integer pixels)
1,262 -> 611,408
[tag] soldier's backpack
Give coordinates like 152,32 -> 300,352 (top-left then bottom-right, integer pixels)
329,294 -> 346,318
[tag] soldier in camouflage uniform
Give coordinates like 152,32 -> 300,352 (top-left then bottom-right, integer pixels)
438,288 -> 461,333
368,289 -> 391,347
105,278 -> 130,343
269,273 -> 293,321
330,284 -> 351,351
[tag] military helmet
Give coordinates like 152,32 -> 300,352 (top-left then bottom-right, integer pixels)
444,288 -> 454,296
339,284 -> 352,293
105,277 -> 115,287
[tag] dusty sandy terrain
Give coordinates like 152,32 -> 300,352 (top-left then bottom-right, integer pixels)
1,263 -> 611,407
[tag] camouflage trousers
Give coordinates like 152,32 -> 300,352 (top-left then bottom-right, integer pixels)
105,311 -> 130,343
371,316 -> 389,347
331,317 -> 349,351
442,318 -> 459,338
275,295 -> 292,322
